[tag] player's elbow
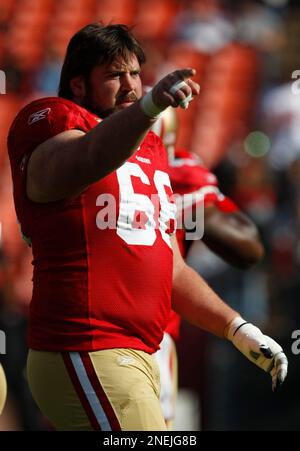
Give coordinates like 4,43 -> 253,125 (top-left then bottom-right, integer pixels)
235,232 -> 265,269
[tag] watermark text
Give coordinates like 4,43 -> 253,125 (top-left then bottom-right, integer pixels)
0,71 -> 6,94
95,192 -> 205,240
291,330 -> 300,355
291,70 -> 300,95
0,330 -> 6,355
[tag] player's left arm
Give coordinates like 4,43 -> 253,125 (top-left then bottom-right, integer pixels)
171,234 -> 238,337
171,235 -> 288,391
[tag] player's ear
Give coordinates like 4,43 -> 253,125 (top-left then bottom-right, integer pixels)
70,75 -> 86,100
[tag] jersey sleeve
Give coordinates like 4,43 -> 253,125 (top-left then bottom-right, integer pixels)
214,194 -> 239,213
7,98 -> 89,169
7,98 -> 96,217
170,150 -> 220,214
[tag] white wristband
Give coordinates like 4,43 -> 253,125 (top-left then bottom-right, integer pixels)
140,90 -> 164,118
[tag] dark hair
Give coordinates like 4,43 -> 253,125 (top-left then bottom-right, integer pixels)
58,23 -> 146,100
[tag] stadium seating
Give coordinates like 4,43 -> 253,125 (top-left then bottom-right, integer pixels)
0,95 -> 20,171
95,0 -> 137,25
135,0 -> 180,40
189,43 -> 261,168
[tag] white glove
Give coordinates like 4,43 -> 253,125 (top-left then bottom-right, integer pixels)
226,317 -> 288,392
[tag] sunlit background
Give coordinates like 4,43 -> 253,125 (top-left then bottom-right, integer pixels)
0,0 -> 300,431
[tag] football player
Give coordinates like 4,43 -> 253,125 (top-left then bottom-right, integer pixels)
7,24 -> 287,431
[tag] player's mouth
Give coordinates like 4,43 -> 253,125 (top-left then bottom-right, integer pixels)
116,93 -> 138,107
117,101 -> 134,108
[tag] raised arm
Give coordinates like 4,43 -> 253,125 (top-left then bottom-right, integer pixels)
27,69 -> 200,203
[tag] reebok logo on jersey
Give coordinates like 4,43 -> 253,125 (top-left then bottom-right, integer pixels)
28,108 -> 51,125
135,156 -> 151,164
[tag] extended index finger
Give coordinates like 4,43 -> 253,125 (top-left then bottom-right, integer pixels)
175,68 -> 196,80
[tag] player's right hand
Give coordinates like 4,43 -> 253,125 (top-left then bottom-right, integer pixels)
151,68 -> 200,110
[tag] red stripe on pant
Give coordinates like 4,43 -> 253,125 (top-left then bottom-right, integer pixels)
62,352 -> 102,431
80,352 -> 121,431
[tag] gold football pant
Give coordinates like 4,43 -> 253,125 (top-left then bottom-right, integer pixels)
27,348 -> 166,431
0,363 -> 7,414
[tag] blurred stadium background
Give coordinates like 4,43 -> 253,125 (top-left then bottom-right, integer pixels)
1,0 -> 300,431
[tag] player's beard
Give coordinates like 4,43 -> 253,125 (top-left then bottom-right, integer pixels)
81,79 -> 139,118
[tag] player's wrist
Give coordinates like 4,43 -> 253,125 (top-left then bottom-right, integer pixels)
224,316 -> 248,341
139,90 -> 165,119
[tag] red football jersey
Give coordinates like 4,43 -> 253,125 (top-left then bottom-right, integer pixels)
165,148 -> 239,340
8,97 -> 176,353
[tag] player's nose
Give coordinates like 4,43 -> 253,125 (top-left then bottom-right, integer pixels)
121,74 -> 136,92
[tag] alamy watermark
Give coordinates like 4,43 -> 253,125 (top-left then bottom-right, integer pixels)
0,70 -> 6,94
291,330 -> 300,355
291,70 -> 300,95
0,330 -> 5,354
95,191 -> 205,240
